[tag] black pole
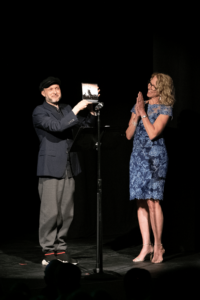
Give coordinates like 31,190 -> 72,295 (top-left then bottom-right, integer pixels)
96,110 -> 103,273
84,105 -> 121,280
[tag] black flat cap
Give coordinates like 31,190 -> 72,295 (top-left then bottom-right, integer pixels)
39,76 -> 61,91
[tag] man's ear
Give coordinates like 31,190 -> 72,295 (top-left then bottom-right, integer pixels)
41,90 -> 45,97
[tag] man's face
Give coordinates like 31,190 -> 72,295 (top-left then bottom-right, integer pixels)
41,84 -> 61,105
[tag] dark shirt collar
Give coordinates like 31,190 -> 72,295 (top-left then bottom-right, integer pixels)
43,101 -> 61,113
43,101 -> 63,120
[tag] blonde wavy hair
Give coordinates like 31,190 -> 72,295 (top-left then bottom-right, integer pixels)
151,73 -> 175,106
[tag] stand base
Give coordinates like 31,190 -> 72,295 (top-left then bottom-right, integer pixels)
84,270 -> 122,281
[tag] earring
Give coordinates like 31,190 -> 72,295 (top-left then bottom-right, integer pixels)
159,96 -> 161,101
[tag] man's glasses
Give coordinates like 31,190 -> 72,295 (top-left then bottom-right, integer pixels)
148,81 -> 157,90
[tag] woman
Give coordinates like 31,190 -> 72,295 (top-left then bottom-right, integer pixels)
126,73 -> 175,263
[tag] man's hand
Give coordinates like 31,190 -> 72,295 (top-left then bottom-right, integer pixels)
87,103 -> 97,115
87,103 -> 94,112
72,100 -> 91,115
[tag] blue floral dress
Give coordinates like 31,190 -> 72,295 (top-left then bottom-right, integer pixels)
129,104 -> 173,201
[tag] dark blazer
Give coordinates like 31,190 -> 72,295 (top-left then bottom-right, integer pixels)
32,101 -> 96,178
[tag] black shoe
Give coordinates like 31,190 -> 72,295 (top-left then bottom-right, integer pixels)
42,252 -> 57,266
56,251 -> 79,265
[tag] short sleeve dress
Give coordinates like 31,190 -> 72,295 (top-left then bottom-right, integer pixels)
129,104 -> 173,201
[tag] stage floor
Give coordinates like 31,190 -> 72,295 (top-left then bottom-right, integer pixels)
0,233 -> 199,299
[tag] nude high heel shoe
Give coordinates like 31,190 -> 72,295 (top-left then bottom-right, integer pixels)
133,244 -> 153,262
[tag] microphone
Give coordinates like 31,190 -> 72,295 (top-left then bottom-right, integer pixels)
95,102 -> 104,111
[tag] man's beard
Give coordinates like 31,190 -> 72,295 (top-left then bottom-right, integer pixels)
46,94 -> 62,105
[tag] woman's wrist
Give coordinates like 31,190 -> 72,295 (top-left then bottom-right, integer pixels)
141,115 -> 147,119
132,116 -> 140,126
140,110 -> 146,117
135,115 -> 140,122
132,121 -> 137,126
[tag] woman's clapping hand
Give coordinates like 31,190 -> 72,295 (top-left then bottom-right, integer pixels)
136,92 -> 146,116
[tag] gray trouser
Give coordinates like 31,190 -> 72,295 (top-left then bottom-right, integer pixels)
38,170 -> 75,253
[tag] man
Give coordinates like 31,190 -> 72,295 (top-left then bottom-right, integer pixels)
32,77 -> 97,265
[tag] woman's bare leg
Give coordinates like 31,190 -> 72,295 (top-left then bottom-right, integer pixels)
147,199 -> 165,263
133,200 -> 153,261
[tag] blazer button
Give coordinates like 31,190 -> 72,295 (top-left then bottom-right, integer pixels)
66,151 -> 68,154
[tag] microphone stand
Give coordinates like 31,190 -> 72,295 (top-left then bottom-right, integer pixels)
85,103 -> 120,280
96,109 -> 102,273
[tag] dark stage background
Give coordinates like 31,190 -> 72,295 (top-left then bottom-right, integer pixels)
2,11 -> 199,253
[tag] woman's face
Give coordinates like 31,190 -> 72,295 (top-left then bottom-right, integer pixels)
147,76 -> 159,98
